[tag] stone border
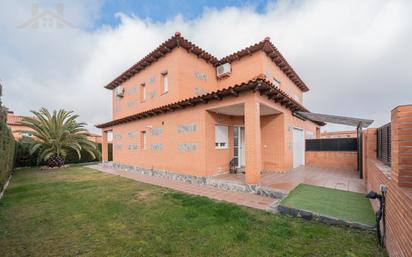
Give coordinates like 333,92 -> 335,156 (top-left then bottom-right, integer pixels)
101,162 -> 287,199
277,204 -> 376,231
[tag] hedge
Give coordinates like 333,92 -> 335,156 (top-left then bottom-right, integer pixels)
0,117 -> 16,191
14,139 -> 112,168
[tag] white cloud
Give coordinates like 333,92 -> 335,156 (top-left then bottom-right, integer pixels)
0,0 -> 411,133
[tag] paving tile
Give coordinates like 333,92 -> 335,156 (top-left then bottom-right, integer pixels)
91,166 -> 273,211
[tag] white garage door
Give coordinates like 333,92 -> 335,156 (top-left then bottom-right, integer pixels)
293,128 -> 305,168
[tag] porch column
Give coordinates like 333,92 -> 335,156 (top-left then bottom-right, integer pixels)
102,130 -> 108,162
244,100 -> 262,184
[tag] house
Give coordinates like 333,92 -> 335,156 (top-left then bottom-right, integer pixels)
321,130 -> 357,139
6,111 -> 35,140
97,32 -> 323,184
84,132 -> 103,144
7,110 -> 102,144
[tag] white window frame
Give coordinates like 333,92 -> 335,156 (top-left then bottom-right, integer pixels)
141,83 -> 146,102
141,131 -> 147,150
162,71 -> 169,94
215,125 -> 229,149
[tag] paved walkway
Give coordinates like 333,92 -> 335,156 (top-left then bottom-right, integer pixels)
89,165 -> 276,211
215,166 -> 366,194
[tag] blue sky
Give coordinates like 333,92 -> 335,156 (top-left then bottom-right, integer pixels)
96,0 -> 269,27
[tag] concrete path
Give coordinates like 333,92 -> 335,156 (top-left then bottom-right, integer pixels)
215,165 -> 366,194
89,165 -> 277,211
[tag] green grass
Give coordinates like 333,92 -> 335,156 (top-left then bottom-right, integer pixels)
0,167 -> 386,257
281,184 -> 375,225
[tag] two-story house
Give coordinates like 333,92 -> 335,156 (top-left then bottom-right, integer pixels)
97,32 -> 322,184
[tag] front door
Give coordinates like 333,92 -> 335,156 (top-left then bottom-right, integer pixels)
234,127 -> 245,168
293,127 -> 305,168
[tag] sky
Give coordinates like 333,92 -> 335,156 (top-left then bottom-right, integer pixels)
0,0 -> 411,133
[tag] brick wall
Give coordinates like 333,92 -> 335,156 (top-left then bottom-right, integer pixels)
305,151 -> 357,171
391,105 -> 412,187
363,104 -> 412,257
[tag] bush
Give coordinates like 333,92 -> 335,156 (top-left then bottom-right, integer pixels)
0,118 -> 16,191
14,137 -> 40,167
15,140 -> 110,167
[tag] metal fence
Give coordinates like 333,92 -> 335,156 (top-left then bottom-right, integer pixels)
377,123 -> 391,166
306,138 -> 358,152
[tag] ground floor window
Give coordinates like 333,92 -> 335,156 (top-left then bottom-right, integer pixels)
140,131 -> 147,150
215,125 -> 228,149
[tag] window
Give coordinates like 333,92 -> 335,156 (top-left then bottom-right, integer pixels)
140,83 -> 146,102
272,77 -> 281,88
20,132 -> 33,137
161,71 -> 168,94
215,125 -> 228,149
140,131 -> 147,150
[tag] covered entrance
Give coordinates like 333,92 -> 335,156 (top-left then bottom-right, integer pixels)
295,112 -> 373,178
207,100 -> 282,183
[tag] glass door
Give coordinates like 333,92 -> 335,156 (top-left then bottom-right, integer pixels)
233,127 -> 245,168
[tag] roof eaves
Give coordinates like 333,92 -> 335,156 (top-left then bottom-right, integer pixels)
217,37 -> 310,92
96,75 -> 311,129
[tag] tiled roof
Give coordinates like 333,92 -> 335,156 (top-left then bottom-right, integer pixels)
96,75 -> 322,129
6,114 -> 26,125
218,37 -> 309,92
105,32 -> 219,90
105,33 -> 310,92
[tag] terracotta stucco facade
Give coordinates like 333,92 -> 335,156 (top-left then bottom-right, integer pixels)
98,33 -> 320,184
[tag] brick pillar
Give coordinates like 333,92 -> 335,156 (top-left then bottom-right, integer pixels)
244,99 -> 262,184
391,105 -> 412,187
316,127 -> 321,139
102,130 -> 108,162
362,128 -> 377,184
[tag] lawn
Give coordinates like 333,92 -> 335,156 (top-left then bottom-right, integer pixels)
280,184 -> 375,225
0,166 -> 386,257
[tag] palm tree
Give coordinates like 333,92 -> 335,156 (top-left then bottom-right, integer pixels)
19,108 -> 99,167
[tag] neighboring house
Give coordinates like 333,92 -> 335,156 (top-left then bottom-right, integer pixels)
321,130 -> 357,139
7,110 -> 102,144
6,111 -> 34,140
84,132 -> 103,144
97,32 -> 323,184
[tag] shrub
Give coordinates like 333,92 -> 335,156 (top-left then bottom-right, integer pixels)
15,141 -> 110,167
0,117 -> 15,191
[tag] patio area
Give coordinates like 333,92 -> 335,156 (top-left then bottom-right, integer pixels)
214,165 -> 366,194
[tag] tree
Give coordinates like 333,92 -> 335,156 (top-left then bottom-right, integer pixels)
19,108 -> 99,167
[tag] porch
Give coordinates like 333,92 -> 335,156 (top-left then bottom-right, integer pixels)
213,165 -> 366,194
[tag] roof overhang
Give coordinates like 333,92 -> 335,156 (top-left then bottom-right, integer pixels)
294,112 -> 374,128
105,34 -> 310,92
96,75 -> 312,129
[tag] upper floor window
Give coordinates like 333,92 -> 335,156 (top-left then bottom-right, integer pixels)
140,83 -> 146,102
161,71 -> 168,94
272,77 -> 281,88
